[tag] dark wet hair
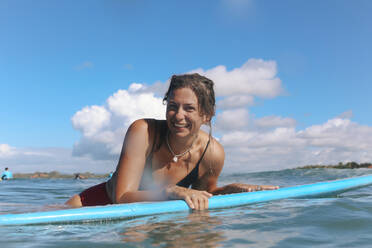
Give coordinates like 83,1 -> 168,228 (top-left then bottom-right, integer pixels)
163,73 -> 216,122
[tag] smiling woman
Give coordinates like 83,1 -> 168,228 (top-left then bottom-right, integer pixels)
66,73 -> 278,210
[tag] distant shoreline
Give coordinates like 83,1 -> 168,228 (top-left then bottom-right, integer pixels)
296,162 -> 372,170
8,162 -> 372,179
12,171 -> 109,179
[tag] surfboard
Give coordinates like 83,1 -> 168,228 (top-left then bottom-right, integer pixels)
1,175 -> 372,226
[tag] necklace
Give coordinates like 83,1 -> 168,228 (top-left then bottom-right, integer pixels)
166,132 -> 196,162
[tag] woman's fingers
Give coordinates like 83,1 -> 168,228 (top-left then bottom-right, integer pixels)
202,191 -> 213,198
234,183 -> 279,192
186,192 -> 211,210
250,185 -> 279,191
203,195 -> 209,209
260,185 -> 280,190
184,195 -> 195,209
190,194 -> 198,210
191,194 -> 202,210
194,194 -> 206,210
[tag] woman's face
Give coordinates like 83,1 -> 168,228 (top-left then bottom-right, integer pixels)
166,87 -> 207,138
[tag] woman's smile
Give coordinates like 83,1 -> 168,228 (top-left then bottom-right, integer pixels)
174,122 -> 189,130
170,120 -> 192,134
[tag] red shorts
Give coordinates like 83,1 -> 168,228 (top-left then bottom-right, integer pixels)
79,182 -> 113,206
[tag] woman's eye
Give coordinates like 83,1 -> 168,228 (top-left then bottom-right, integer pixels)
168,104 -> 177,110
185,106 -> 195,112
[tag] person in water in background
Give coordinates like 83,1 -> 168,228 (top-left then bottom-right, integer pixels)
66,73 -> 279,209
1,167 -> 13,180
108,171 -> 113,179
74,173 -> 85,180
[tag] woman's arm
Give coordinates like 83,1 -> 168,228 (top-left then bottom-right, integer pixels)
114,119 -> 167,204
194,138 -> 279,196
210,183 -> 279,195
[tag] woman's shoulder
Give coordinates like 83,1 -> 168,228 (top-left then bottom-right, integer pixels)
128,119 -> 166,132
198,131 -> 225,164
128,119 -> 167,153
197,132 -> 225,179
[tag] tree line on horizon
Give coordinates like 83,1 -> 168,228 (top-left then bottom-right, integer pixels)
12,171 -> 109,179
297,162 -> 372,169
8,161 -> 372,179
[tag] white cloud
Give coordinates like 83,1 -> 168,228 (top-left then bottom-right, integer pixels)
128,83 -> 144,92
0,146 -> 114,174
215,108 -> 249,131
221,127 -> 303,148
127,80 -> 169,99
0,144 -> 17,157
299,118 -> 372,150
71,86 -> 166,160
218,95 -> 254,109
338,110 -> 353,119
145,80 -> 170,97
221,117 -> 372,172
191,59 -> 283,98
254,116 -> 297,129
107,88 -> 165,121
71,105 -> 111,137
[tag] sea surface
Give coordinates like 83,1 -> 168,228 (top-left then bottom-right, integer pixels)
1,168 -> 372,248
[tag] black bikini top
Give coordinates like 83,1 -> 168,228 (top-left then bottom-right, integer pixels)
147,119 -> 210,188
176,138 -> 210,188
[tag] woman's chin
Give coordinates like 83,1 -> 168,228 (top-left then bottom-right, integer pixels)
171,129 -> 193,138
173,131 -> 189,138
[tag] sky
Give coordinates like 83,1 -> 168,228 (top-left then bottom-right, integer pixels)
1,0 -> 372,174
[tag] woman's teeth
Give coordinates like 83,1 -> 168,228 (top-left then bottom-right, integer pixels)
174,123 -> 187,128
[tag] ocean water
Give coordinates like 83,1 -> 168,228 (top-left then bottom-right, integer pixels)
1,168 -> 372,248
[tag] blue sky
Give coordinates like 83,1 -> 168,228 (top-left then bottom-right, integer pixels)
1,0 -> 372,173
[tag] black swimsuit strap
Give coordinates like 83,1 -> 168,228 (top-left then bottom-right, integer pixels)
146,119 -> 165,164
176,137 -> 211,188
151,119 -> 158,154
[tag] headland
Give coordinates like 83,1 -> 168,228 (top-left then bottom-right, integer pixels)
296,162 -> 372,169
12,171 -> 109,179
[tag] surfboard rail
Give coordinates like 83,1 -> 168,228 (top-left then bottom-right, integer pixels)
1,175 -> 372,226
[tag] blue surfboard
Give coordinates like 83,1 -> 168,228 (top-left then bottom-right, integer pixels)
1,175 -> 372,226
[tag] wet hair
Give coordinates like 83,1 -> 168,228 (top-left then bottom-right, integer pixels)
163,73 -> 216,123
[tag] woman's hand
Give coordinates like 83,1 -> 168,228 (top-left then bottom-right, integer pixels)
211,183 -> 280,195
165,185 -> 212,210
227,183 -> 279,193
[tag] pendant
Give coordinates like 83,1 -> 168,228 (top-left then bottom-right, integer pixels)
173,156 -> 178,162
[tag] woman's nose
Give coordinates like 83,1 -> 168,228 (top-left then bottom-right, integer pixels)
175,107 -> 186,120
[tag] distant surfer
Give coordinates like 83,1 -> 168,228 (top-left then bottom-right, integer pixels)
1,167 -> 13,180
74,173 -> 85,180
66,74 -> 279,209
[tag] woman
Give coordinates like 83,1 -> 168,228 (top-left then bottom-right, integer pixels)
66,73 -> 278,210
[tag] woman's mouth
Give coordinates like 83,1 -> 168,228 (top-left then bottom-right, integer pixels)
173,123 -> 189,129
